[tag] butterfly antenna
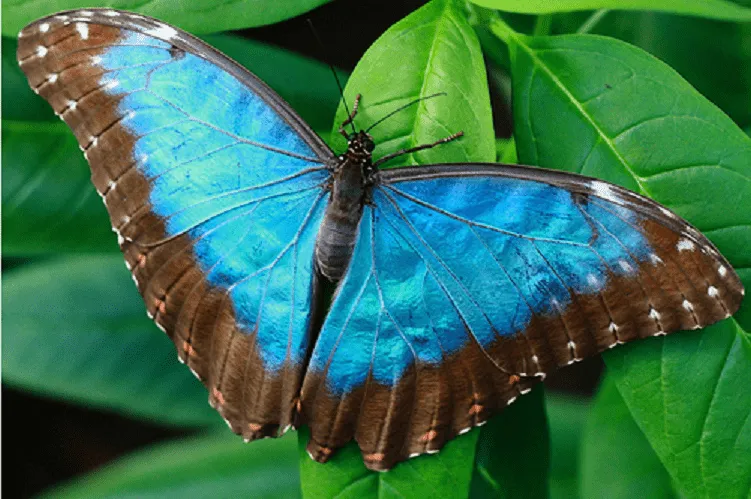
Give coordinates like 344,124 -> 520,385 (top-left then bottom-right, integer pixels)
306,18 -> 356,136
365,92 -> 447,133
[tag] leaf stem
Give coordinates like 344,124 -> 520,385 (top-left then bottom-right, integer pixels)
488,15 -> 516,43
532,14 -> 553,37
577,9 -> 610,34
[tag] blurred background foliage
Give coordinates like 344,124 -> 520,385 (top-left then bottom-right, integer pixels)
2,0 -> 750,497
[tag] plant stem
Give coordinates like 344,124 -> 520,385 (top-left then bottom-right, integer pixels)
533,14 -> 553,37
577,9 -> 610,34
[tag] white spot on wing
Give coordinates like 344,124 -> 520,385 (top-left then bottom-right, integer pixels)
659,206 -> 677,219
75,22 -> 89,40
409,452 -> 420,458
650,253 -> 664,265
103,10 -> 120,17
36,46 -> 48,57
586,274 -> 599,287
649,308 -> 661,320
677,238 -> 695,252
426,449 -> 440,455
608,321 -> 619,333
718,266 -> 728,277
47,73 -> 58,83
682,299 -> 694,312
39,22 -> 50,33
707,286 -> 719,297
506,396 -> 517,406
618,260 -> 633,273
458,427 -> 471,435
145,24 -> 178,41
519,388 -> 532,395
590,180 -> 621,203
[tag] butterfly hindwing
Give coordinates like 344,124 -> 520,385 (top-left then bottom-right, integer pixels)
17,10 -> 333,438
302,163 -> 743,470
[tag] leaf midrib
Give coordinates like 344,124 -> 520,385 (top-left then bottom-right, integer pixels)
501,27 -> 653,198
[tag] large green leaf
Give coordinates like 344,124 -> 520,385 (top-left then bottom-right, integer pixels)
44,431 -> 300,498
297,1 -> 502,497
328,0 -> 495,166
584,12 -> 751,129
546,395 -> 589,499
2,255 -> 219,427
470,0 -> 751,21
2,37 -> 55,121
2,33 -> 343,255
469,386 -> 549,499
2,121 -> 117,254
494,20 -> 751,497
581,375 -> 675,498
1,0 -> 330,37
608,322 -> 751,497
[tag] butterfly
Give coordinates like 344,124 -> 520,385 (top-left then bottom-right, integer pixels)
17,9 -> 744,471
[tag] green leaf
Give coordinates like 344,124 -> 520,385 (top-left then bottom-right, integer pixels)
581,375 -> 675,498
496,22 -> 751,497
470,386 -> 549,499
2,36 -> 55,121
495,137 -> 518,163
546,395 -> 589,499
2,121 -> 117,255
2,255 -> 219,427
586,12 -> 751,129
44,431 -> 300,498
2,0 -> 331,37
608,322 -> 751,497
329,0 -> 495,166
3,34 -> 344,254
299,425 -> 479,499
470,0 -> 751,22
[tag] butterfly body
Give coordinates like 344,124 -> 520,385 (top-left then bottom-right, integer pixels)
17,9 -> 744,471
316,131 -> 376,281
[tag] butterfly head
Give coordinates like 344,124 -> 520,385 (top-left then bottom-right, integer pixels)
346,130 -> 376,160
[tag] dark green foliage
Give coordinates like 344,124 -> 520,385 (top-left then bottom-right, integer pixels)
2,0 -> 749,497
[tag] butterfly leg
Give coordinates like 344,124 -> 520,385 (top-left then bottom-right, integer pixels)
338,93 -> 362,138
373,131 -> 464,168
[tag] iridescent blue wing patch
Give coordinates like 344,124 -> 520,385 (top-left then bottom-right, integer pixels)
17,10 -> 333,438
302,163 -> 744,470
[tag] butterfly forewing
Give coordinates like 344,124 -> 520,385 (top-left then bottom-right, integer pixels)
17,10 -> 334,439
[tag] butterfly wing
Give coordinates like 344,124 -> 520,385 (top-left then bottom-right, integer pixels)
301,163 -> 744,470
17,10 -> 333,437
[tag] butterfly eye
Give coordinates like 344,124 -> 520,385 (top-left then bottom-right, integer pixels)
363,138 -> 375,152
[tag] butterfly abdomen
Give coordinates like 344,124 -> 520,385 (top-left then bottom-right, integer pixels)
316,156 -> 368,281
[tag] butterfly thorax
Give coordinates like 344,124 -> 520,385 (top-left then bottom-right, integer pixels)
315,131 -> 376,282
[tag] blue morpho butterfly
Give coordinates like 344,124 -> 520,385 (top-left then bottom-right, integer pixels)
18,9 -> 744,471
